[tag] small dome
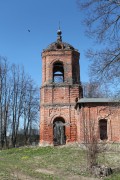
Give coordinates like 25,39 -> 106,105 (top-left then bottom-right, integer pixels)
43,29 -> 76,51
45,41 -> 75,51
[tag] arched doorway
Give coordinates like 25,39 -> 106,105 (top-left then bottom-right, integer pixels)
53,117 -> 66,145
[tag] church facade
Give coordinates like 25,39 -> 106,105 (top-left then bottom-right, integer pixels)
40,30 -> 120,146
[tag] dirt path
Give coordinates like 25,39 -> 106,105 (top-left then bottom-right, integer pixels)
35,168 -> 100,180
11,171 -> 38,180
66,176 -> 100,180
11,169 -> 101,180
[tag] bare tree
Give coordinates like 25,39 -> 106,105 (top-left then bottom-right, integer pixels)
81,105 -> 113,177
0,57 -> 11,149
23,78 -> 39,145
82,81 -> 108,98
10,65 -> 26,147
81,105 -> 99,169
0,57 -> 39,149
77,0 -> 120,87
10,65 -> 40,147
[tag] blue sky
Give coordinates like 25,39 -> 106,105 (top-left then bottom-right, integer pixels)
0,0 -> 94,86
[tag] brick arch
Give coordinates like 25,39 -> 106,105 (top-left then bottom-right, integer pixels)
50,114 -> 67,124
53,61 -> 64,83
49,59 -> 64,83
53,116 -> 65,123
52,116 -> 66,145
50,59 -> 64,65
50,59 -> 65,73
98,116 -> 110,123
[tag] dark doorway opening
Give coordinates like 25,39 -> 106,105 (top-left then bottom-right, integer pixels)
99,119 -> 108,140
53,117 -> 66,145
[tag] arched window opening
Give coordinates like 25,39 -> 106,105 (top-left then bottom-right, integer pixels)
53,62 -> 64,83
53,117 -> 66,145
99,119 -> 107,140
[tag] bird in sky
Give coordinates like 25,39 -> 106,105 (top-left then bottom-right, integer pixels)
28,29 -> 30,32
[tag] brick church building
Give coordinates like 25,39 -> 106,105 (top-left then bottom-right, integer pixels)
40,30 -> 120,146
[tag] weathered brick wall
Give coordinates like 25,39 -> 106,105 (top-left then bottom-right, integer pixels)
40,105 -> 78,145
77,104 -> 120,143
40,85 -> 82,105
40,84 -> 82,145
40,48 -> 82,145
40,44 -> 120,145
42,50 -> 80,85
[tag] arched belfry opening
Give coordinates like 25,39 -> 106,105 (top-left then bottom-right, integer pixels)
53,117 -> 66,145
99,119 -> 108,140
53,62 -> 64,83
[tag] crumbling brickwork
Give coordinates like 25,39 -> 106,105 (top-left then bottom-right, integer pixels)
40,31 -> 120,145
76,103 -> 120,143
40,36 -> 83,145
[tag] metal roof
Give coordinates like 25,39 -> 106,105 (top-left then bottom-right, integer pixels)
77,98 -> 119,103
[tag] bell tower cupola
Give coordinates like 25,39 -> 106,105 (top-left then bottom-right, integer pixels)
41,30 -> 81,86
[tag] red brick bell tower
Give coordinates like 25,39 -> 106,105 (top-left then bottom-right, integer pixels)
40,29 -> 83,145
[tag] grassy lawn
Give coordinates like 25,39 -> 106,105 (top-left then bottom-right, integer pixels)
0,145 -> 120,180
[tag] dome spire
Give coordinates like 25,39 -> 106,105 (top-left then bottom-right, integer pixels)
57,21 -> 62,42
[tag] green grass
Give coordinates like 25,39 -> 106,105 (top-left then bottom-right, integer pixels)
98,152 -> 120,180
105,173 -> 120,180
0,146 -> 120,180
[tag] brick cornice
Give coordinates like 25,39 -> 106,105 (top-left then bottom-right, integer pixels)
42,53 -> 71,58
40,84 -> 82,89
40,103 -> 75,107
